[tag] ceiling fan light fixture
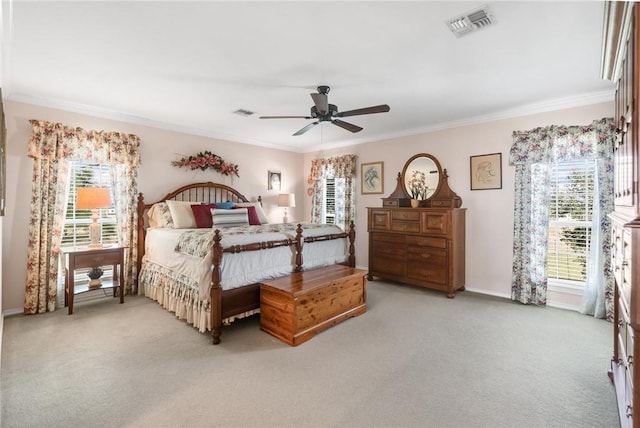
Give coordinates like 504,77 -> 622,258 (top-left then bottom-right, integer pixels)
260,85 -> 390,136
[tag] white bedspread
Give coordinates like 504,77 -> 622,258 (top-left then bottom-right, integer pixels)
142,223 -> 348,298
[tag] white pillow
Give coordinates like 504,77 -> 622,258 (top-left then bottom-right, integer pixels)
148,202 -> 174,228
166,200 -> 199,229
211,208 -> 249,227
234,202 -> 269,224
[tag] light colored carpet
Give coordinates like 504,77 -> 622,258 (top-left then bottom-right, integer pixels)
1,280 -> 619,428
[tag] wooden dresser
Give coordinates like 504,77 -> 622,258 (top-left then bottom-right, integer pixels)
605,3 -> 640,427
367,154 -> 466,298
367,207 -> 465,298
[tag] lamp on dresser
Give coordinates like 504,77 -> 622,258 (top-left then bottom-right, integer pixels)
277,193 -> 296,223
76,187 -> 112,249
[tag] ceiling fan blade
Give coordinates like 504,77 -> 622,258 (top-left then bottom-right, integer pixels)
336,104 -> 390,118
293,121 -> 320,136
259,115 -> 312,119
332,119 -> 363,133
311,93 -> 329,115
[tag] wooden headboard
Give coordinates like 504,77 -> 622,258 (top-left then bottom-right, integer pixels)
136,181 -> 261,273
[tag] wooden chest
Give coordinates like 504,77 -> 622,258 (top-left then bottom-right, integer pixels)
259,265 -> 367,346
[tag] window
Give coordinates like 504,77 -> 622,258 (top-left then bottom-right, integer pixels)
61,162 -> 118,248
547,158 -> 596,285
323,178 -> 335,224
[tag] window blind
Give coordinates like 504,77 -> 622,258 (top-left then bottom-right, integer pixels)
61,162 -> 118,247
547,158 -> 595,283
324,178 -> 336,224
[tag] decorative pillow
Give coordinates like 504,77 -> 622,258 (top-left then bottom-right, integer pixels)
234,205 -> 261,225
166,200 -> 199,229
211,208 -> 249,227
215,201 -> 235,209
148,202 -> 174,228
191,204 -> 216,228
234,202 -> 269,224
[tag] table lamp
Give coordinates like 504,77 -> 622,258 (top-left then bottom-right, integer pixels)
76,187 -> 112,249
277,193 -> 296,223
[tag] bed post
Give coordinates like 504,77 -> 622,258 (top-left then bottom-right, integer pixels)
211,229 -> 223,345
294,223 -> 303,272
348,221 -> 356,268
136,193 -> 146,276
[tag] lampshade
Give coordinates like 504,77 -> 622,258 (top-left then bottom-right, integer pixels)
277,193 -> 296,208
76,187 -> 112,209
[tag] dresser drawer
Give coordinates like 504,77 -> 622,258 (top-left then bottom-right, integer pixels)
72,250 -> 122,267
407,264 -> 447,284
369,210 -> 391,231
407,247 -> 447,266
406,235 -> 447,249
371,241 -> 406,259
421,212 -> 450,235
392,210 -> 420,221
391,221 -> 420,233
371,232 -> 405,244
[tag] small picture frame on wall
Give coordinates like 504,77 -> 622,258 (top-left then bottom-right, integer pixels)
470,153 -> 502,190
361,161 -> 384,194
268,170 -> 281,190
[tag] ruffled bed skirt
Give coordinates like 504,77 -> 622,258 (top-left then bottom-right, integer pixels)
138,261 -> 259,333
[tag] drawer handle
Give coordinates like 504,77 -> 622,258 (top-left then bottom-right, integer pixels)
93,256 -> 104,263
421,254 -> 431,259
626,405 -> 633,417
619,320 -> 624,327
622,261 -> 629,267
628,356 -> 633,365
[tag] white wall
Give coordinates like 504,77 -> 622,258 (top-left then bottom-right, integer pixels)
2,100 -> 304,312
303,101 -> 614,309
2,99 -> 614,313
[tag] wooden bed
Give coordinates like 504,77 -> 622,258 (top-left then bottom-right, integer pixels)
136,181 -> 355,344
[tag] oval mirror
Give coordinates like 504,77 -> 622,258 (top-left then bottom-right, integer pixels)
401,153 -> 443,201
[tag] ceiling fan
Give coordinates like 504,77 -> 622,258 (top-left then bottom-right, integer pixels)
259,85 -> 390,136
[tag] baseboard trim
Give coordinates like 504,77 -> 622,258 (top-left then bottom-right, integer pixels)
465,287 -> 580,312
3,308 -> 24,317
464,287 -> 511,300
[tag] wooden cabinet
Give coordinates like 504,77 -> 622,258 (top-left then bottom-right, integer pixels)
367,207 -> 466,298
605,3 -> 640,427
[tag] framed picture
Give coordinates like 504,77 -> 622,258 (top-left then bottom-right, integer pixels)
470,153 -> 502,190
268,170 -> 281,190
361,161 -> 384,194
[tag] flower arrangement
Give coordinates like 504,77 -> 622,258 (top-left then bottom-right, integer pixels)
171,151 -> 239,177
408,169 -> 429,200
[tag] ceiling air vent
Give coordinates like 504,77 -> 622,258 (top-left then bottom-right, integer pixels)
233,108 -> 254,117
447,5 -> 494,38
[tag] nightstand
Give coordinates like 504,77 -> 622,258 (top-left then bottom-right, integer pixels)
61,246 -> 125,314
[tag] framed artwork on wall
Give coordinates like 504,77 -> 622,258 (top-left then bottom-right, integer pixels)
470,152 -> 502,190
361,161 -> 384,194
268,170 -> 281,190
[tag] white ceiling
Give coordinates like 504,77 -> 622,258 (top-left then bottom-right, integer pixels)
2,1 -> 615,153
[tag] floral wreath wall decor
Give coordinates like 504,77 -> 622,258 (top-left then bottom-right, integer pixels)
171,151 -> 240,177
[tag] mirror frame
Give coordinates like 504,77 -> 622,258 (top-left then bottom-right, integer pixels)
400,153 -> 443,201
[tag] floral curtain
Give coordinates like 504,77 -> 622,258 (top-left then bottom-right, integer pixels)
509,117 -> 616,319
308,154 -> 357,231
25,120 -> 140,314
